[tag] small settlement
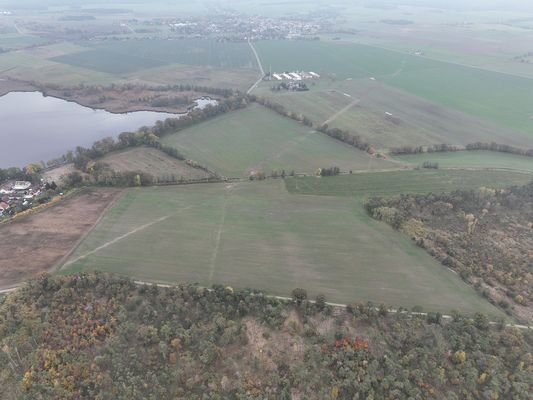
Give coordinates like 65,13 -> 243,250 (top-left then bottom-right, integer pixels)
0,180 -> 45,217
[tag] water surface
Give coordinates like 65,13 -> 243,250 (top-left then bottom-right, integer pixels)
0,92 -> 175,167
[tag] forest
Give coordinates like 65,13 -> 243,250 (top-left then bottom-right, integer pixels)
365,182 -> 533,322
0,273 -> 531,399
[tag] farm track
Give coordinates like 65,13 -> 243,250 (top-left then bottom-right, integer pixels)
323,98 -> 360,125
247,40 -> 265,94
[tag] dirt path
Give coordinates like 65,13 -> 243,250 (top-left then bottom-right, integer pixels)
208,191 -> 230,285
322,98 -> 360,125
247,40 -> 265,94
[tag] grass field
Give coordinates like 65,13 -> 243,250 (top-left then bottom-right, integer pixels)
52,39 -> 258,74
256,79 -> 533,149
0,34 -> 47,50
62,180 -> 502,316
285,169 -> 533,197
255,40 -> 533,136
100,147 -> 212,180
161,104 -> 398,177
394,151 -> 533,172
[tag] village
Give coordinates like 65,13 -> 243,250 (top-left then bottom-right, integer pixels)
0,180 -> 50,218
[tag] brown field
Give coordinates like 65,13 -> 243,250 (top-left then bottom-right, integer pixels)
100,147 -> 213,180
43,163 -> 78,184
0,188 -> 121,289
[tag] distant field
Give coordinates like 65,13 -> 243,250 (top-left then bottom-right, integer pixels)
394,151 -> 533,172
255,40 -> 533,136
161,104 -> 397,177
285,169 -> 533,197
100,147 -> 212,181
52,39 -> 258,74
0,34 -> 47,50
256,79 -> 533,149
62,181 -> 502,316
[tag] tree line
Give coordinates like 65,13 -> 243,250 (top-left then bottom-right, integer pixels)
390,142 -> 533,157
35,82 -> 236,99
59,94 -> 248,187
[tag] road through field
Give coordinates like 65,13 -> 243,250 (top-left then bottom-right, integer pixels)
247,39 -> 265,94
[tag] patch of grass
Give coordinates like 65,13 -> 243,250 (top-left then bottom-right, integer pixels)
394,151 -> 533,172
161,104 -> 398,177
62,180 -> 502,316
255,40 -> 533,136
285,169 -> 533,198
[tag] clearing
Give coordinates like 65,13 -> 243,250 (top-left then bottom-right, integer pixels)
0,188 -> 121,289
161,104 -> 398,177
99,147 -> 213,181
62,180 -> 502,316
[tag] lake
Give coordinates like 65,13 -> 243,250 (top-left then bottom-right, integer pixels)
0,91 -> 176,168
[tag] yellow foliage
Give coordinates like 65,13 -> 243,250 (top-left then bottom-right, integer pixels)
478,372 -> 487,384
331,386 -> 339,399
514,294 -> 525,305
452,350 -> 467,364
171,338 -> 181,350
22,370 -> 33,387
400,218 -> 425,238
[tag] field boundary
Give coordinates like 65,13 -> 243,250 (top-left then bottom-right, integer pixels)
53,189 -> 124,272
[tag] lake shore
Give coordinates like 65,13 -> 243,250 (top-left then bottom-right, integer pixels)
0,78 -> 215,115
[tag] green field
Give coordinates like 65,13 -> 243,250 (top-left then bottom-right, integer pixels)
62,180 -> 502,316
256,79 -> 533,149
394,151 -> 533,172
0,34 -> 47,50
161,104 -> 398,177
255,40 -> 533,136
52,39 -> 258,74
285,169 -> 533,197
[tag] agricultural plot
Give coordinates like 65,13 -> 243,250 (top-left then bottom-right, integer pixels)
285,169 -> 533,198
257,79 -> 533,149
99,147 -> 213,181
255,40 -> 533,137
0,34 -> 47,50
0,51 -> 118,86
161,104 -> 398,177
62,180 -> 502,316
52,39 -> 258,74
394,151 -> 533,173
0,188 -> 120,289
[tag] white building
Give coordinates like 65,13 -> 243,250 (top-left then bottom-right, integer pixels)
13,181 -> 31,191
